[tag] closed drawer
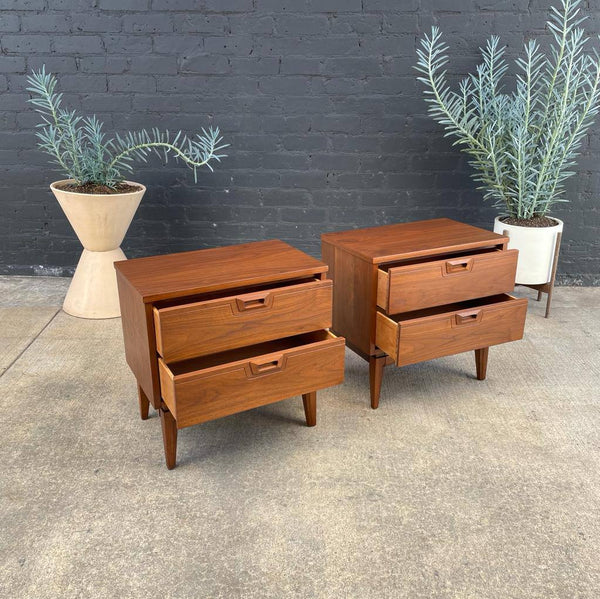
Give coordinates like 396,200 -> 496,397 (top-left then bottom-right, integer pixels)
377,249 -> 518,314
154,278 -> 332,362
158,330 -> 345,428
376,294 -> 527,366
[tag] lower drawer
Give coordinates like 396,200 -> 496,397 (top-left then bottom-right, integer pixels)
376,294 -> 527,366
158,330 -> 345,428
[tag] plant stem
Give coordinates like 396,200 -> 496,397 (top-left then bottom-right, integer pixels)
532,31 -> 578,217
423,38 -> 488,154
107,142 -> 213,173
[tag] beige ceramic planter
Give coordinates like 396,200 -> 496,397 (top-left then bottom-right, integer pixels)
50,180 -> 145,319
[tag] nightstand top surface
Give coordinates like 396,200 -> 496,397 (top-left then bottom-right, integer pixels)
321,218 -> 507,264
115,239 -> 326,303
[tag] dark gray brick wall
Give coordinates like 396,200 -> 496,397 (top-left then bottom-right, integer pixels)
1,0 -> 599,283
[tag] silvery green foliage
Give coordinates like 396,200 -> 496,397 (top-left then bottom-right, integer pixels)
416,0 -> 600,219
27,67 -> 227,188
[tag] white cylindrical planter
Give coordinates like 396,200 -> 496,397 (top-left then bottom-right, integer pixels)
50,180 -> 145,319
494,216 -> 563,285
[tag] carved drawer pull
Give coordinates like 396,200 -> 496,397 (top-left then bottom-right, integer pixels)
454,309 -> 483,326
444,257 -> 474,275
248,354 -> 286,376
235,291 -> 273,312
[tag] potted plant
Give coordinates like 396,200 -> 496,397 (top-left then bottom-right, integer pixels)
26,68 -> 227,319
415,0 -> 600,298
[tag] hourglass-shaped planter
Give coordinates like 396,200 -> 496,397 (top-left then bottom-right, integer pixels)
50,180 -> 146,319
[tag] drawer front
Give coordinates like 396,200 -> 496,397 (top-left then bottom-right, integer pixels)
154,279 -> 332,362
158,331 -> 345,428
377,249 -> 518,314
376,295 -> 527,366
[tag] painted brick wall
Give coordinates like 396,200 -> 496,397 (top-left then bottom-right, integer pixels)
1,0 -> 598,283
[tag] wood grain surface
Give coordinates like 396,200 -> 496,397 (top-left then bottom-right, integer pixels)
158,330 -> 345,428
378,249 -> 519,314
376,294 -> 527,366
154,279 -> 332,362
114,239 -> 327,303
321,218 -> 507,264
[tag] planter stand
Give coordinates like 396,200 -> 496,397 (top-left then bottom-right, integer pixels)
63,247 -> 127,319
504,229 -> 562,318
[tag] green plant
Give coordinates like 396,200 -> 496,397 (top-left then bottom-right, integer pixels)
416,0 -> 600,220
26,67 -> 227,188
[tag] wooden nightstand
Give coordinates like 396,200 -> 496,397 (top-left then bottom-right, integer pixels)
115,240 -> 345,469
321,218 -> 527,409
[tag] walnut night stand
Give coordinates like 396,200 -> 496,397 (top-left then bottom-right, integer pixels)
115,240 -> 345,469
321,218 -> 527,409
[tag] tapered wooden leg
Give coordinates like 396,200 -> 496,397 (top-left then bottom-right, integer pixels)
159,404 -> 177,470
369,355 -> 386,409
302,391 -> 317,427
537,290 -> 543,301
138,385 -> 150,420
475,347 -> 489,381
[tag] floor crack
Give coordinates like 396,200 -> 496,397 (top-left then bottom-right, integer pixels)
0,308 -> 61,378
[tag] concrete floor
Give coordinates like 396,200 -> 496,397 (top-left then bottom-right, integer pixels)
0,276 -> 599,599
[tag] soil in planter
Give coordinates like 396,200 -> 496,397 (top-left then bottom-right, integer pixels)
55,182 -> 142,195
500,215 -> 559,228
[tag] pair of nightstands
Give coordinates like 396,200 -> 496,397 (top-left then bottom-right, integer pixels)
116,219 -> 527,468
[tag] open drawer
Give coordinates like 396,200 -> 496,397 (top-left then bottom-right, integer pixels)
154,278 -> 332,362
158,330 -> 345,428
377,249 -> 518,314
376,294 -> 527,366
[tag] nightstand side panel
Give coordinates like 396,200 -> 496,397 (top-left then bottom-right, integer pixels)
116,271 -> 161,408
322,240 -> 378,358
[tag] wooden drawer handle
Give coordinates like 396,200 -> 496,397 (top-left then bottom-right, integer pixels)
444,257 -> 474,275
454,309 -> 482,326
248,354 -> 286,376
235,291 -> 273,312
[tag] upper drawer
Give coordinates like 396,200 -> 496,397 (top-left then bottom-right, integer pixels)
376,293 -> 527,366
154,279 -> 332,362
377,249 -> 518,314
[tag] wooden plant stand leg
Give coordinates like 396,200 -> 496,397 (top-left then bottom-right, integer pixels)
544,286 -> 554,318
369,355 -> 386,410
512,231 -> 562,319
475,347 -> 489,381
545,230 -> 562,318
159,402 -> 178,470
138,385 -> 150,421
302,391 -> 317,427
